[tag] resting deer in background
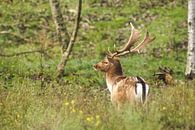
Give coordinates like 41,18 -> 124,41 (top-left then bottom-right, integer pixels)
93,23 -> 155,109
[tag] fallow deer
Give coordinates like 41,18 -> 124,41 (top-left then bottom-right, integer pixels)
93,23 -> 155,109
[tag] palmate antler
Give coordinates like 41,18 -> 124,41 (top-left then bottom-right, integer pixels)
108,23 -> 155,58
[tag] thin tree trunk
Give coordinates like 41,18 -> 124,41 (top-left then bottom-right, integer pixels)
186,0 -> 195,79
50,0 -> 82,79
55,0 -> 82,79
49,0 -> 70,52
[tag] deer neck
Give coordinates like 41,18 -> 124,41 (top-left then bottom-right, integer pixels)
105,66 -> 123,93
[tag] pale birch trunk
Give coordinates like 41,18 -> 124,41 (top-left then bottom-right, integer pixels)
186,0 -> 195,79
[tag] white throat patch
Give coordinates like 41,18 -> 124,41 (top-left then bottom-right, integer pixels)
106,79 -> 113,93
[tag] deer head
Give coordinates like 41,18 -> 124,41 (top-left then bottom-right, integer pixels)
93,56 -> 123,75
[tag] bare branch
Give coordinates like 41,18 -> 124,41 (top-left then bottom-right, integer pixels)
0,49 -> 50,58
0,31 -> 30,43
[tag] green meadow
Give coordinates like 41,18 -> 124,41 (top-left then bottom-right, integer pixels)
0,0 -> 194,129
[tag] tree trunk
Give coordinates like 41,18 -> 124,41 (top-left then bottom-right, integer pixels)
50,0 -> 82,79
186,0 -> 195,79
57,0 -> 82,79
49,0 -> 70,52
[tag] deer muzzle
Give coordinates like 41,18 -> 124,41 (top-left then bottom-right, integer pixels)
93,64 -> 98,71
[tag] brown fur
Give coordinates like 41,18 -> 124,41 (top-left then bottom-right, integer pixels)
94,57 -> 147,109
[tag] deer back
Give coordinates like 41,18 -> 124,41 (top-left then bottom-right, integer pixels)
111,76 -> 149,106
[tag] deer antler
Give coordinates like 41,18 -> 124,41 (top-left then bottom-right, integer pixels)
117,23 -> 141,53
130,31 -> 156,53
108,23 -> 155,58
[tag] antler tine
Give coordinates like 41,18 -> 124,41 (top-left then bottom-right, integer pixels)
106,47 -> 113,57
117,23 -> 141,53
130,31 -> 156,53
115,31 -> 155,57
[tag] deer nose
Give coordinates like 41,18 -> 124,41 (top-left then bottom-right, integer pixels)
93,64 -> 98,70
93,64 -> 97,68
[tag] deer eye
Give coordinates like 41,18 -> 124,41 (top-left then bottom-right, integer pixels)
102,61 -> 109,64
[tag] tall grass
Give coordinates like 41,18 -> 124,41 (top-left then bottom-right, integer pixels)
0,78 -> 194,129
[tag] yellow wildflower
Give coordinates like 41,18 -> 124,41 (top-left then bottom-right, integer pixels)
79,110 -> 83,115
71,100 -> 75,105
86,116 -> 93,122
95,120 -> 101,126
65,102 -> 69,106
72,108 -> 76,113
96,115 -> 100,119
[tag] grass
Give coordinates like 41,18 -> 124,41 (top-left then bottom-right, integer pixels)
0,0 -> 194,129
0,79 -> 194,129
